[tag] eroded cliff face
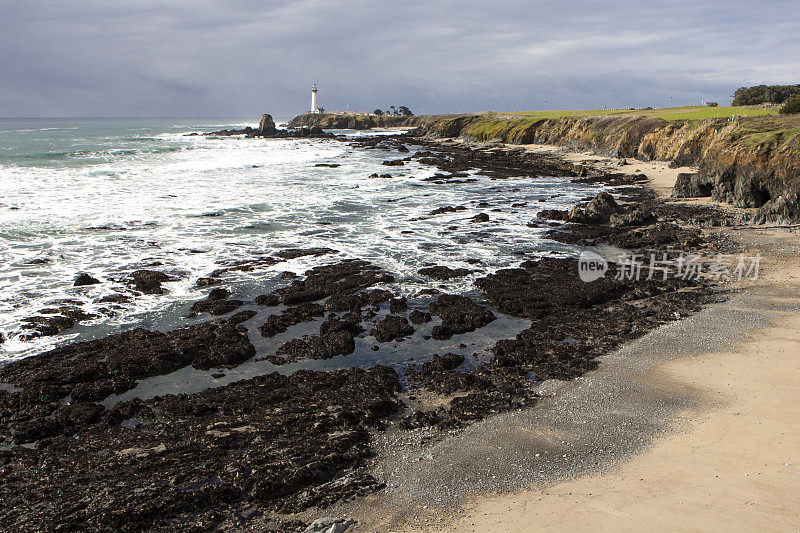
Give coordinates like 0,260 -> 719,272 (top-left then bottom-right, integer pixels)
408,114 -> 800,223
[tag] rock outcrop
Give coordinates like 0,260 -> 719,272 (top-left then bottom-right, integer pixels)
258,113 -> 277,134
403,113 -> 800,223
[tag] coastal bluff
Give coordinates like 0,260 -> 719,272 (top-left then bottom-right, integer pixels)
290,111 -> 800,223
288,112 -> 410,130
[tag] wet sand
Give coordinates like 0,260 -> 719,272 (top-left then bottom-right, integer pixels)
443,239 -> 800,531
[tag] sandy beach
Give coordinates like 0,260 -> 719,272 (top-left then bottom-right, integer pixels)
403,146 -> 800,532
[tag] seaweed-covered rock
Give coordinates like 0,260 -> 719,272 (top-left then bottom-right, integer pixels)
371,315 -> 414,342
428,294 -> 495,340
418,266 -> 472,280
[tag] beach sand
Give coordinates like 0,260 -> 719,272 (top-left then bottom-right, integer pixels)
421,147 -> 800,532
445,266 -> 800,531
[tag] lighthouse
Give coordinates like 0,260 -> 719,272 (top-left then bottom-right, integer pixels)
311,84 -> 319,114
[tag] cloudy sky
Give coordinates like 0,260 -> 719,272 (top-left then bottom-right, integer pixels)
2,0 -> 798,117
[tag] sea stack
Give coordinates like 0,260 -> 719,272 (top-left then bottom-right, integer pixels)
258,113 -> 276,134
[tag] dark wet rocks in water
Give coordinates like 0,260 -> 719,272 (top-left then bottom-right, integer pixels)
389,297 -> 407,313
476,257 -> 714,381
427,294 -> 496,340
275,330 -> 357,363
0,363 -> 401,530
562,191 -> 623,224
127,269 -> 177,294
73,272 -> 100,286
1,321 -> 255,412
227,309 -> 257,325
189,287 -> 245,316
19,315 -> 76,339
418,265 -> 472,280
259,302 -> 325,337
408,309 -> 432,324
371,315 -> 414,343
428,205 -> 466,216
256,260 -> 394,307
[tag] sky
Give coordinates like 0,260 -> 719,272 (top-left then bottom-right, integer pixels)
1,0 -> 799,117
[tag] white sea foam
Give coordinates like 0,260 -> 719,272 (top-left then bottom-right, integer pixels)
0,122 -> 601,361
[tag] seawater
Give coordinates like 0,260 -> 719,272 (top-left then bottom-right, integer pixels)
0,117 -> 602,362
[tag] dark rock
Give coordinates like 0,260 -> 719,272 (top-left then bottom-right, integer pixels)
227,310 -> 257,325
408,310 -> 432,324
471,213 -> 490,223
610,207 -> 657,227
448,391 -> 514,422
382,159 -> 405,166
418,266 -> 472,280
583,191 -> 622,223
0,363 -> 401,530
371,315 -> 414,342
128,270 -> 176,294
190,298 -> 244,316
672,172 -> 713,198
428,206 -> 466,216
95,294 -> 131,304
74,273 -> 100,286
258,260 -> 394,306
400,409 -> 443,429
428,295 -> 495,340
258,113 -> 277,134
537,209 -> 569,221
274,247 -> 337,260
276,330 -> 356,361
389,297 -> 407,313
208,288 -> 231,300
260,303 -> 325,337
320,312 -> 364,336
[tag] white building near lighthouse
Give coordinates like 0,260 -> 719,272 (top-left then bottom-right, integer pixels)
311,84 -> 319,114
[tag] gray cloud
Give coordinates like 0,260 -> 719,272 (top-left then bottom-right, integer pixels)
1,0 -> 798,117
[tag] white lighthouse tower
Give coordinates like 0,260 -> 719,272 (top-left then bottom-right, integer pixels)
311,84 -> 319,114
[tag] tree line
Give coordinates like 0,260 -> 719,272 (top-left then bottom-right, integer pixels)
732,84 -> 800,106
372,106 -> 414,116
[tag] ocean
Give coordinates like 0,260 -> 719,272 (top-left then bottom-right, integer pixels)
0,117 -> 598,363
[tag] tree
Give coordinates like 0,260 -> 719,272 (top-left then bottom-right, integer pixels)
317,107 -> 325,114
732,84 -> 800,106
779,94 -> 800,114
389,105 -> 396,115
398,106 -> 414,116
373,109 -> 383,116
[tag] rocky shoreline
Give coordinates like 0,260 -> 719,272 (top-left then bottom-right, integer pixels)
0,131 -> 739,531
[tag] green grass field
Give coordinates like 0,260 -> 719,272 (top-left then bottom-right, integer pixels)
495,105 -> 778,122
